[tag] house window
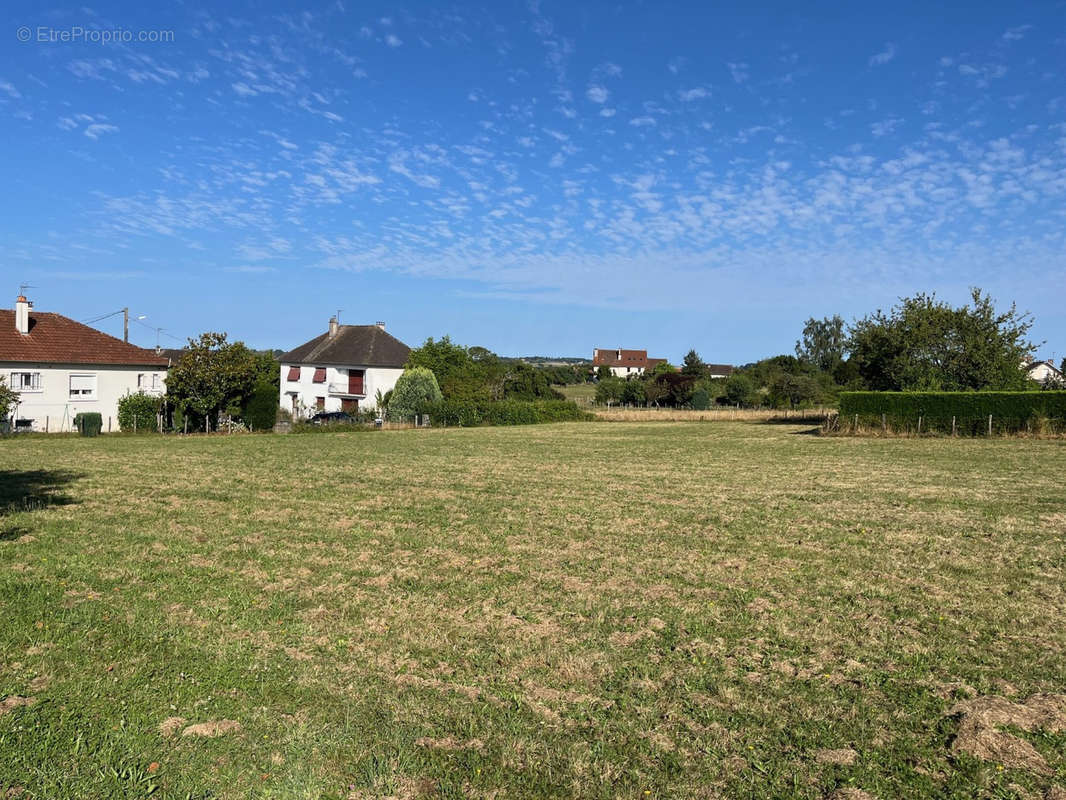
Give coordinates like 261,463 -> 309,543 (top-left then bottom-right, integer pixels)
9,372 -> 41,392
315,396 -> 325,410
152,373 -> 162,391
287,366 -> 301,381
312,367 -> 327,383
69,374 -> 97,400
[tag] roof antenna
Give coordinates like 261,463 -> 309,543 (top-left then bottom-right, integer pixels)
336,309 -> 342,325
18,283 -> 34,296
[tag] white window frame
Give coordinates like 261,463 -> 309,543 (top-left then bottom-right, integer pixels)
69,373 -> 97,401
151,373 -> 162,391
9,371 -> 42,392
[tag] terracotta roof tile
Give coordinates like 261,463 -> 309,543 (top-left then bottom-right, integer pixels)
0,309 -> 168,367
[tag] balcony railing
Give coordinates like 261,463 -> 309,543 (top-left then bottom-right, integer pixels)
327,382 -> 365,396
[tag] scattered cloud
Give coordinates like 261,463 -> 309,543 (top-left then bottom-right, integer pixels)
869,43 -> 896,66
586,85 -> 608,103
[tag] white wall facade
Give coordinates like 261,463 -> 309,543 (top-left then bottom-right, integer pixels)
2,362 -> 166,432
278,362 -> 404,418
1028,362 -> 1063,385
607,365 -> 644,378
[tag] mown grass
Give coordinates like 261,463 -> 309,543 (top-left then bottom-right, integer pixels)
1,423 -> 1064,799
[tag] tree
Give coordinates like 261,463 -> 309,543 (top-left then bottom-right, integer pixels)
848,289 -> 1035,391
620,379 -> 646,406
681,349 -> 707,379
724,374 -> 757,407
0,377 -> 19,422
596,365 -> 613,381
406,336 -> 473,385
117,392 -> 162,432
165,332 -> 261,429
594,377 -> 625,404
388,367 -> 443,420
795,316 -> 847,373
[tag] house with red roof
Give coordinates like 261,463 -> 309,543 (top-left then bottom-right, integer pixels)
1,294 -> 169,432
592,348 -> 667,378
278,316 -> 411,418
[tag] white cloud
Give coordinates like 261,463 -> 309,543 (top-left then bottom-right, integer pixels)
869,43 -> 896,66
84,123 -> 119,140
600,108 -> 616,118
1002,25 -> 1033,41
386,34 -> 403,47
586,85 -> 609,103
726,62 -> 749,84
678,87 -> 708,102
0,80 -> 21,99
629,116 -> 656,127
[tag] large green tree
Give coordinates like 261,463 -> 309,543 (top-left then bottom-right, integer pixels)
848,289 -> 1034,391
388,367 -> 443,419
165,332 -> 263,428
680,349 -> 707,379
795,315 -> 847,373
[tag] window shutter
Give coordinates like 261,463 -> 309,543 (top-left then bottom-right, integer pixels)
287,366 -> 301,381
312,368 -> 326,383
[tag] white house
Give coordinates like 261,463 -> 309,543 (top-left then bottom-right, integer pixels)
278,317 -> 410,417
1026,359 -> 1064,386
1,294 -> 169,432
592,348 -> 667,378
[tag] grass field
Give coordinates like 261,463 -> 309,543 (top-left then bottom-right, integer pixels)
557,384 -> 595,405
1,423 -> 1065,799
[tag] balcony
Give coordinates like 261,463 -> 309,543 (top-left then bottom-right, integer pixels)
328,382 -> 365,397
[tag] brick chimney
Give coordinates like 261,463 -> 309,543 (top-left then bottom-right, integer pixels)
14,295 -> 30,335
328,316 -> 338,338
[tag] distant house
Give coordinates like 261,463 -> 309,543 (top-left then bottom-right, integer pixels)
278,317 -> 410,417
705,364 -> 734,379
0,294 -> 168,432
592,348 -> 666,378
1026,359 -> 1064,386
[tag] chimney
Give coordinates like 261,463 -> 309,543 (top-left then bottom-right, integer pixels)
14,295 -> 30,335
328,316 -> 338,338
375,321 -> 386,331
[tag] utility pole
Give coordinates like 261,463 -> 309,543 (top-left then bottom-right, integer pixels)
123,307 -> 129,343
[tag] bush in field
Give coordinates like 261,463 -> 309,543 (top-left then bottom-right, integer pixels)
389,367 -> 443,420
724,374 -> 758,407
243,385 -> 279,431
118,392 -> 161,432
0,377 -> 19,421
595,377 -> 625,404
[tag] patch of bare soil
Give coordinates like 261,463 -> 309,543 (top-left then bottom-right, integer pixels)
159,716 -> 187,737
815,748 -> 858,765
414,736 -> 485,752
949,694 -> 1066,774
830,790 -> 878,800
181,719 -> 242,737
0,696 -> 35,716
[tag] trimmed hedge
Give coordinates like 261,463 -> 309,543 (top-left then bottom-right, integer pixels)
74,412 -> 103,437
243,385 -> 279,432
118,392 -> 161,432
414,399 -> 593,427
839,391 -> 1066,434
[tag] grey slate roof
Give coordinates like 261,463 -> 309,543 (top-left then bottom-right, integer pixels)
279,325 -> 410,368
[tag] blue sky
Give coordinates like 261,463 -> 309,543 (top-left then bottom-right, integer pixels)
2,1 -> 1064,363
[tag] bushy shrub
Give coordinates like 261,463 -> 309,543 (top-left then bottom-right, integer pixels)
74,412 -> 103,437
117,392 -> 161,432
839,391 -> 1066,434
420,399 -> 592,426
243,385 -> 279,431
389,367 -> 443,420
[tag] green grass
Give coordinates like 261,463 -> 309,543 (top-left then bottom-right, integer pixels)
556,383 -> 595,404
1,423 -> 1064,799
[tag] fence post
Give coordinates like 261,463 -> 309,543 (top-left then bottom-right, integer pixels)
184,417 -> 188,435
882,413 -> 886,432
988,414 -> 992,436
917,415 -> 922,434
45,416 -> 49,433
952,416 -> 956,436
134,414 -> 137,434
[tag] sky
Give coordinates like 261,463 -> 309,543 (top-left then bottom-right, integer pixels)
1,1 -> 1064,363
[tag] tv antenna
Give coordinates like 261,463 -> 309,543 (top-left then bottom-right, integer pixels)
18,283 -> 34,296
336,309 -> 343,325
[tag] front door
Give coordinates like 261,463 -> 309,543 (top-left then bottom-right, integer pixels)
348,370 -> 365,395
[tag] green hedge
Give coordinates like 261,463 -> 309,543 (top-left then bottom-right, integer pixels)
839,391 -> 1066,434
414,399 -> 593,427
74,412 -> 103,437
117,392 -> 161,432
